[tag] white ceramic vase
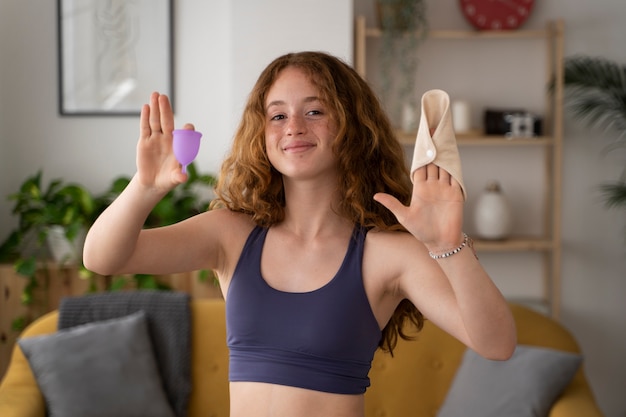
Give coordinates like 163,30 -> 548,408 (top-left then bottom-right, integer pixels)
473,181 -> 512,240
46,225 -> 86,265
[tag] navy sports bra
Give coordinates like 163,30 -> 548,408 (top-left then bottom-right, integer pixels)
226,226 -> 382,395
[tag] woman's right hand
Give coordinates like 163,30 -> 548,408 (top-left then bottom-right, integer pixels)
84,92 -> 200,276
137,92 -> 192,193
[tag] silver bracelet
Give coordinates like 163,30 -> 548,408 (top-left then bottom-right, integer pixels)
429,233 -> 469,259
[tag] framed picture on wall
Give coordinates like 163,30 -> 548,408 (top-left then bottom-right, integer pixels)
57,0 -> 174,116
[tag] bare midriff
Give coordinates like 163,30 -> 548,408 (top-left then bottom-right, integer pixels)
229,382 -> 365,417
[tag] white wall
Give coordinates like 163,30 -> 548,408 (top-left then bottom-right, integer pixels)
1,0 -> 625,416
231,1 -> 353,125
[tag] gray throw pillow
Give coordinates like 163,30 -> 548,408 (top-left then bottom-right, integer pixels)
18,311 -> 176,417
58,290 -> 192,417
437,345 -> 582,417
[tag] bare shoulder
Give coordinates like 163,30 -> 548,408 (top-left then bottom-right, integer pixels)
364,228 -> 427,257
361,229 -> 434,325
365,229 -> 444,287
192,208 -> 256,279
362,229 -> 430,290
199,208 -> 255,231
190,208 -> 255,248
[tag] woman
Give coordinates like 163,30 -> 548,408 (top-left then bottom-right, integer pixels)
83,51 -> 516,417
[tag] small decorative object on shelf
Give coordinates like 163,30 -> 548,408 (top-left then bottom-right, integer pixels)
451,100 -> 472,134
484,109 -> 542,138
474,180 -> 513,240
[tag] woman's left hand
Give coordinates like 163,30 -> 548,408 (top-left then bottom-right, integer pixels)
373,163 -> 464,252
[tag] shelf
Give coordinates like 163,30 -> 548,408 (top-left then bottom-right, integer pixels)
364,27 -> 551,40
473,237 -> 554,252
354,16 -> 565,319
395,130 -> 555,147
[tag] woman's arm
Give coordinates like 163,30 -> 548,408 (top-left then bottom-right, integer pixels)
83,92 -> 206,276
414,241 -> 516,360
374,164 -> 517,360
83,175 -> 167,275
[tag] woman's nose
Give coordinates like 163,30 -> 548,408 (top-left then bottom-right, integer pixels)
286,115 -> 306,135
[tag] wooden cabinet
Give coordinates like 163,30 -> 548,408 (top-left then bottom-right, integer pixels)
354,16 -> 565,318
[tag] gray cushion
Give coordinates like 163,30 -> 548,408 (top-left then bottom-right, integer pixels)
58,290 -> 191,417
437,345 -> 582,417
18,311 -> 176,417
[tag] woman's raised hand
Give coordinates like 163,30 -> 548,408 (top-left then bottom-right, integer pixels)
373,163 -> 465,252
137,92 -> 193,192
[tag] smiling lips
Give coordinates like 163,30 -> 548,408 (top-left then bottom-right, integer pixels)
283,140 -> 315,153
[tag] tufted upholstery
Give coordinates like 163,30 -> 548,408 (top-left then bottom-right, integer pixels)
0,300 -> 603,417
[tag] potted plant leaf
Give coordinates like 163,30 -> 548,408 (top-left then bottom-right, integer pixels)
0,164 -> 220,333
0,171 -> 96,330
561,55 -> 626,211
0,171 -> 95,267
376,0 -> 429,130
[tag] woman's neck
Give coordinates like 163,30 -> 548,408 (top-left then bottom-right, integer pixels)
279,177 -> 352,239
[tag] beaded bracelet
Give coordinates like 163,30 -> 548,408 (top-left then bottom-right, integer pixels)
429,233 -> 469,260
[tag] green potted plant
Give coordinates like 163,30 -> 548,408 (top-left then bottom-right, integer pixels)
0,170 -> 95,268
0,171 -> 96,330
0,164 -> 219,332
561,55 -> 626,210
376,0 -> 429,129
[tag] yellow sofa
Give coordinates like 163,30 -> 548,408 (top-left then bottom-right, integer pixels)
0,299 -> 603,417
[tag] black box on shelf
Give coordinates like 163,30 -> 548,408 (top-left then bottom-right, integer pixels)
484,109 -> 542,138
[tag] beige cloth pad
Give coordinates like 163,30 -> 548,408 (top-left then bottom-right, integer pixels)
410,89 -> 467,200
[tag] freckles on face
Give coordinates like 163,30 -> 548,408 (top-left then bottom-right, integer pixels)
264,67 -> 338,154
261,67 -> 342,180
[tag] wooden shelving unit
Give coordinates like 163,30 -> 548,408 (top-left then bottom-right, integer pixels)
355,16 -> 565,318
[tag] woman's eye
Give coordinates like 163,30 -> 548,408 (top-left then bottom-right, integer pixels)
307,110 -> 322,116
270,114 -> 285,121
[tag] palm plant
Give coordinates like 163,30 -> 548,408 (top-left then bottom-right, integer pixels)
562,55 -> 626,210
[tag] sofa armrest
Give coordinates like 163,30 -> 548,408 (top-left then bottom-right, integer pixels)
549,373 -> 604,417
0,344 -> 46,417
0,311 -> 59,417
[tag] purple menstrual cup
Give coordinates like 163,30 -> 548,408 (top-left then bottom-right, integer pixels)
172,129 -> 202,174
